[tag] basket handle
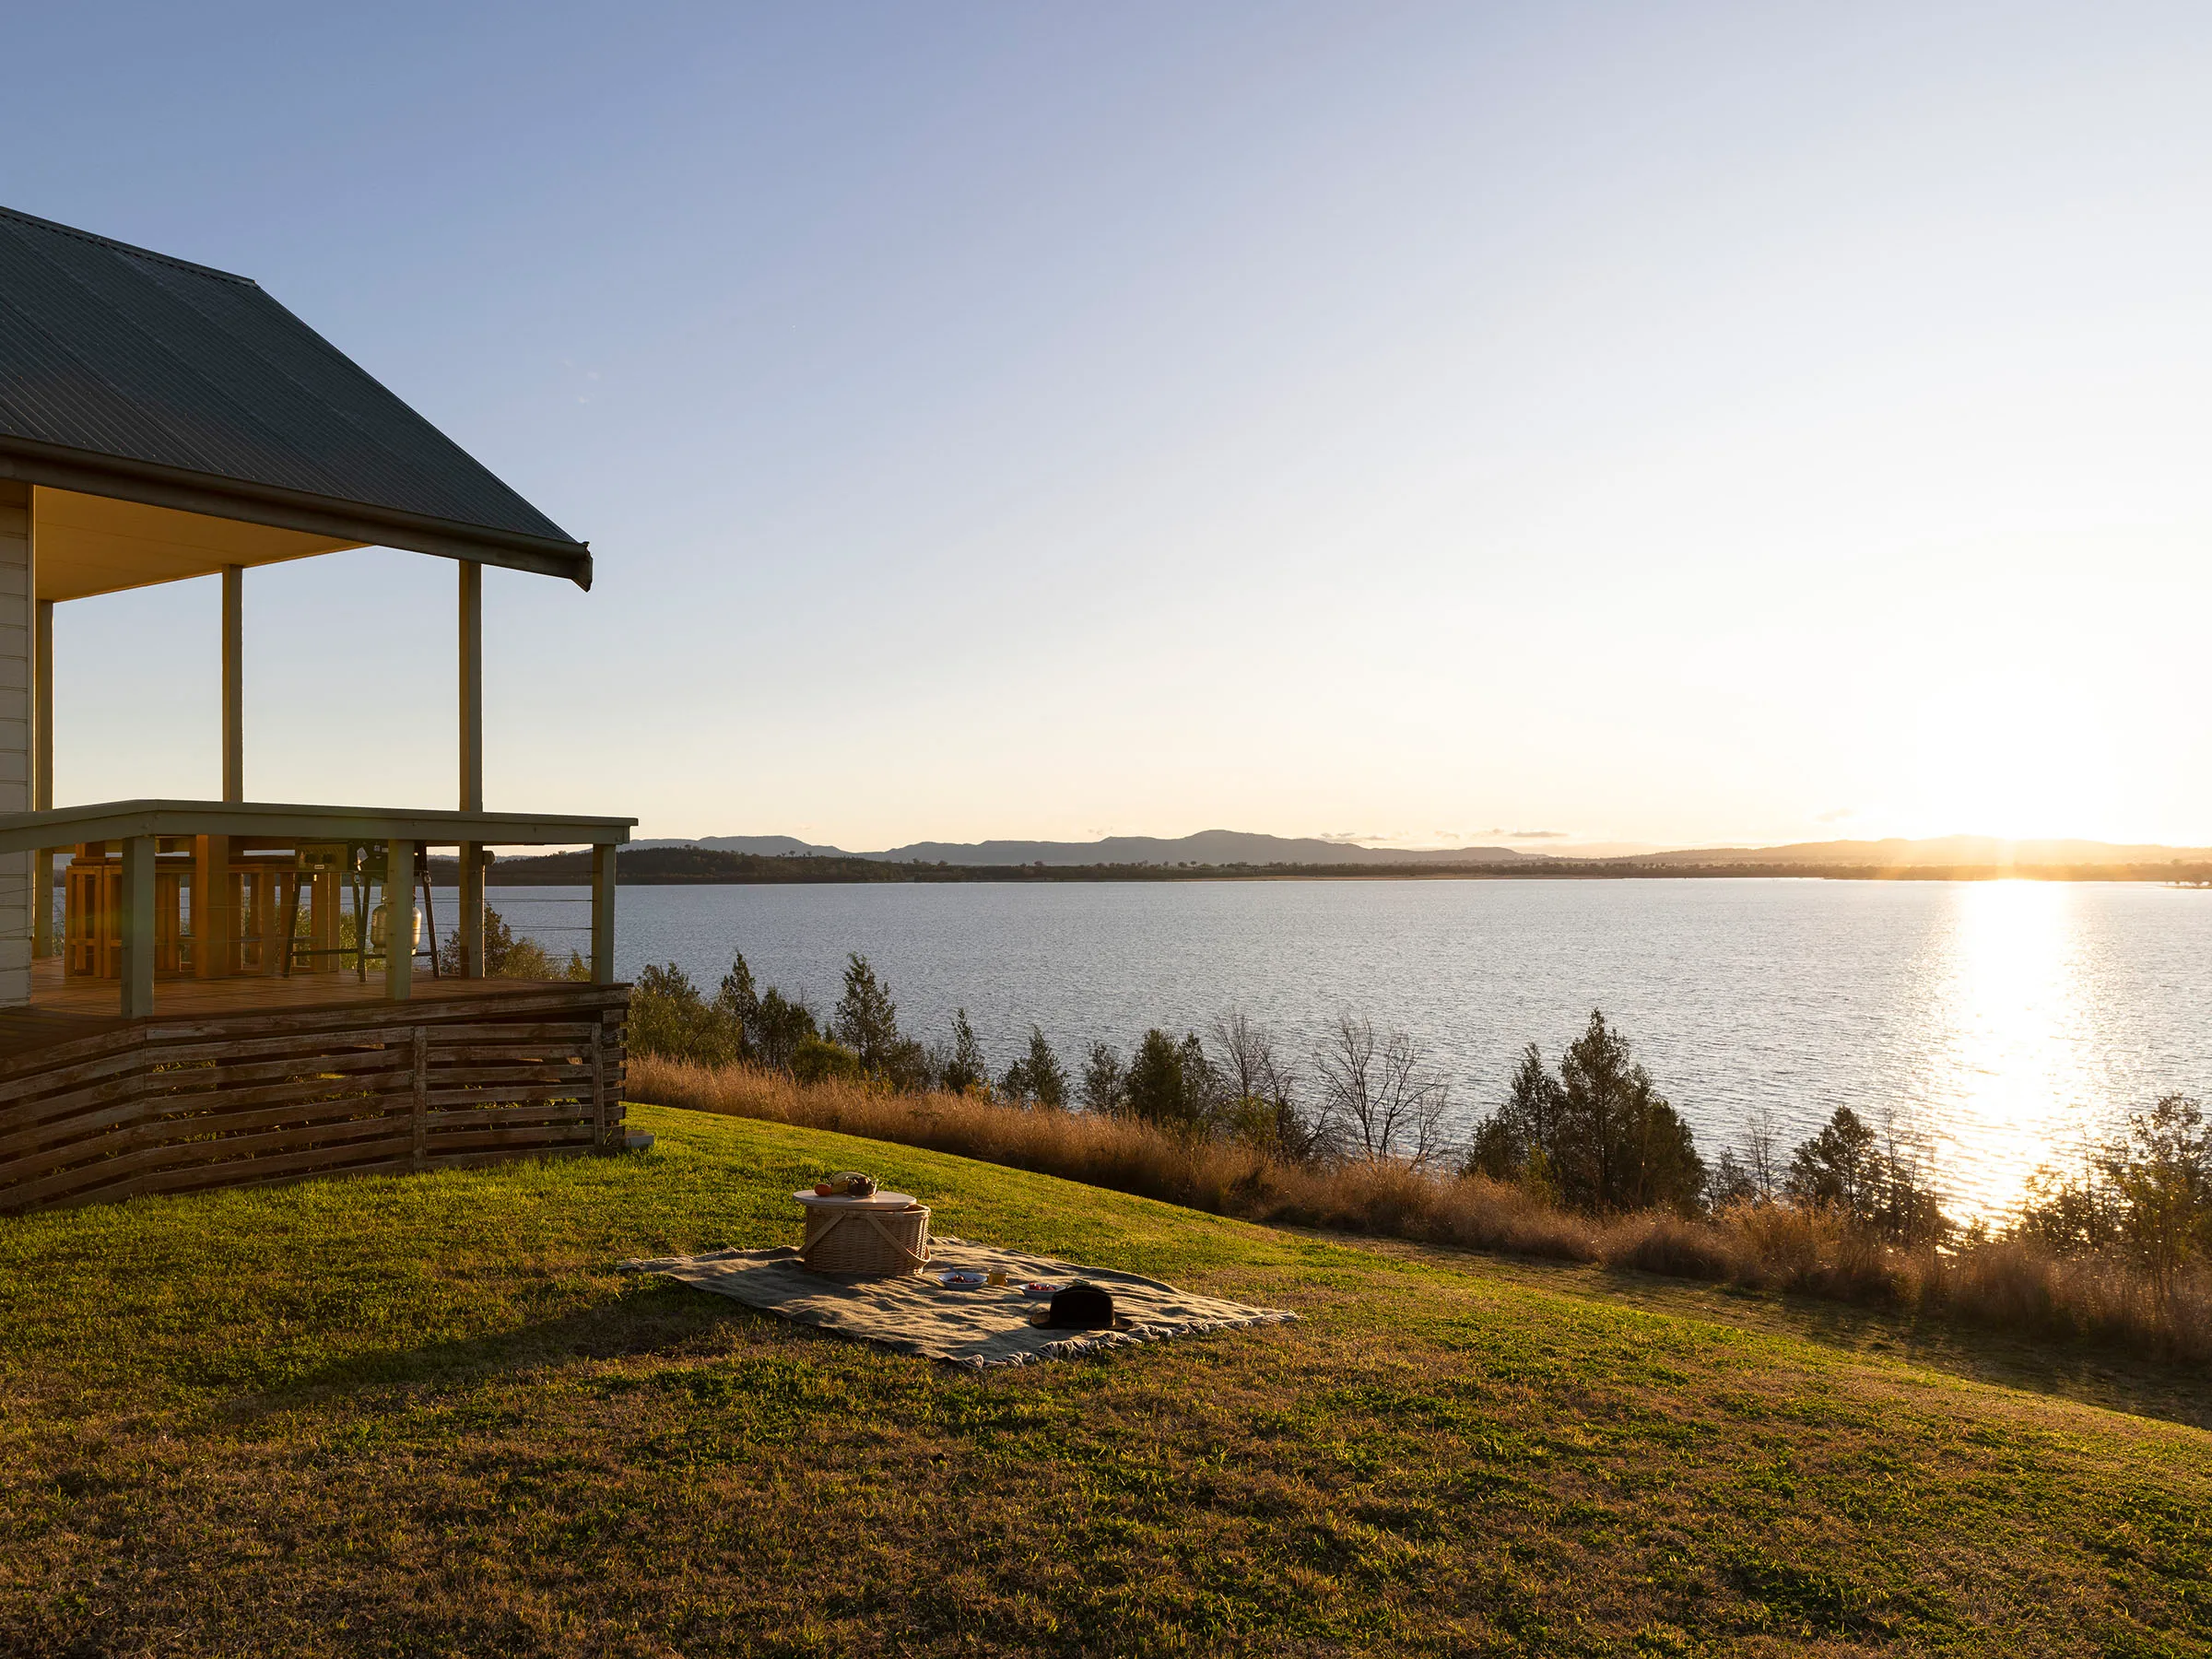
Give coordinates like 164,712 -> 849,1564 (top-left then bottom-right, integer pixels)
862,1207 -> 932,1268
800,1205 -> 933,1271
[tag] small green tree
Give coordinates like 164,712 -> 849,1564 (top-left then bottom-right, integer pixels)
832,954 -> 903,1075
2100,1095 -> 2212,1307
939,1008 -> 989,1096
1465,1043 -> 1571,1185
1785,1107 -> 1950,1244
1785,1107 -> 1880,1212
629,962 -> 700,1061
434,905 -> 567,980
1002,1027 -> 1067,1107
1468,1014 -> 1703,1215
1124,1030 -> 1215,1133
629,962 -> 743,1067
1080,1042 -> 1124,1113
752,986 -> 819,1072
880,1036 -> 936,1094
792,1033 -> 865,1085
2014,1157 -> 2121,1255
716,952 -> 761,1064
1558,1010 -> 1704,1216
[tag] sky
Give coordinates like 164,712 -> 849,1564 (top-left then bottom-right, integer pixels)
5,2 -> 2211,853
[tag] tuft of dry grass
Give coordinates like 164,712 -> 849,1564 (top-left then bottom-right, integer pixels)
1722,1194 -> 1841,1287
1597,1211 -> 1742,1281
634,1055 -> 2212,1364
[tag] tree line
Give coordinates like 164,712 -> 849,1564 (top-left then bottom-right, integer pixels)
631,948 -> 2212,1288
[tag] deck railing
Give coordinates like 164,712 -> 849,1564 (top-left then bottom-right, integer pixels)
0,800 -> 635,1017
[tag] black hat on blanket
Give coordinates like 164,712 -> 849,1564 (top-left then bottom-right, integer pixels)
1030,1281 -> 1133,1331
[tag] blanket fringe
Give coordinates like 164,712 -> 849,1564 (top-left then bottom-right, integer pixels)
958,1309 -> 1300,1370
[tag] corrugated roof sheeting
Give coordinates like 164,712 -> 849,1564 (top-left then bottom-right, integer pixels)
0,206 -> 584,568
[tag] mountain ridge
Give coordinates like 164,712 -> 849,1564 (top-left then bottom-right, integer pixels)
628,831 -> 2212,871
635,830 -> 1535,866
629,830 -> 2212,867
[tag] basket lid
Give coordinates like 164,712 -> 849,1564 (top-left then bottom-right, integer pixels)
793,1189 -> 918,1210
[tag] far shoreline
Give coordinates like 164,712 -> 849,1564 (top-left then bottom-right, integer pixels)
446,850 -> 2212,888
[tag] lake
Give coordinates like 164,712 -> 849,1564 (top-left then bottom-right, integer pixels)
467,877 -> 2212,1219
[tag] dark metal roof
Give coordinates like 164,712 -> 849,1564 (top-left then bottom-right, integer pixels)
0,206 -> 591,586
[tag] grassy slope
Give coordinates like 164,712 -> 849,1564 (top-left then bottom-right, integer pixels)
0,1106 -> 2205,1658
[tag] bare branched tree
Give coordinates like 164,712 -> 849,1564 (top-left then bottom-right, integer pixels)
1211,1008 -> 1338,1162
1211,1008 -> 1288,1105
1744,1102 -> 1782,1202
1315,1013 -> 1451,1166
1707,1102 -> 1786,1212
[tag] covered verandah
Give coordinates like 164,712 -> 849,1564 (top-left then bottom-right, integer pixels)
0,203 -> 635,1209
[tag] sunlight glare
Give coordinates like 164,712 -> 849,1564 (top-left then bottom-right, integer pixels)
1920,880 -> 2100,1220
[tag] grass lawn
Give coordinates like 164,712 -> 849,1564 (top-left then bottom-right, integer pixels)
2,1103 -> 2208,1657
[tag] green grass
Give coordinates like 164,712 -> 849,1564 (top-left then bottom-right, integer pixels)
1,1102 -> 2208,1656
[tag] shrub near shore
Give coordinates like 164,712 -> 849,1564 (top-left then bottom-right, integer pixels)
627,950 -> 2212,1362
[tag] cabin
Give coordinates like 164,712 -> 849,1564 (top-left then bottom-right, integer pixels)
0,206 -> 633,1212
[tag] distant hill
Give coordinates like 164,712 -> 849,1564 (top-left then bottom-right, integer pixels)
856,830 -> 1534,866
644,830 -> 1535,866
690,835 -> 847,858
1633,836 -> 2212,868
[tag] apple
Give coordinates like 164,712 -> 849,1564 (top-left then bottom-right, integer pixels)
813,1182 -> 835,1197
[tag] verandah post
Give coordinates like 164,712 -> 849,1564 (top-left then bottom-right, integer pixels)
459,843 -> 485,976
193,834 -> 232,978
120,834 -> 155,1018
459,561 -> 484,977
385,838 -> 414,1003
221,565 -> 242,804
591,842 -> 616,985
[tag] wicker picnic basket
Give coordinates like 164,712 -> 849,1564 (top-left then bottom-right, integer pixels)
801,1202 -> 932,1277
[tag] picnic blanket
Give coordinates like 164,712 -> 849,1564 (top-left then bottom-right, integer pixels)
618,1237 -> 1297,1370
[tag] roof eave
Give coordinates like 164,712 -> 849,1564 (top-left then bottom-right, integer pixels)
0,798 -> 636,855
0,435 -> 593,589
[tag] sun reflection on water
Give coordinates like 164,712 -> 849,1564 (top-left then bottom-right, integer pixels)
1920,881 -> 2102,1220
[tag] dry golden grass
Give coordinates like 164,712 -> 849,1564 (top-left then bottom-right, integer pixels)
633,1056 -> 2212,1364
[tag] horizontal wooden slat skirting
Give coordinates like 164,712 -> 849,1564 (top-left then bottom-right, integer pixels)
0,983 -> 629,1214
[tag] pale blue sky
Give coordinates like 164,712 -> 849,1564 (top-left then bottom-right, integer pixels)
7,3 -> 2211,850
